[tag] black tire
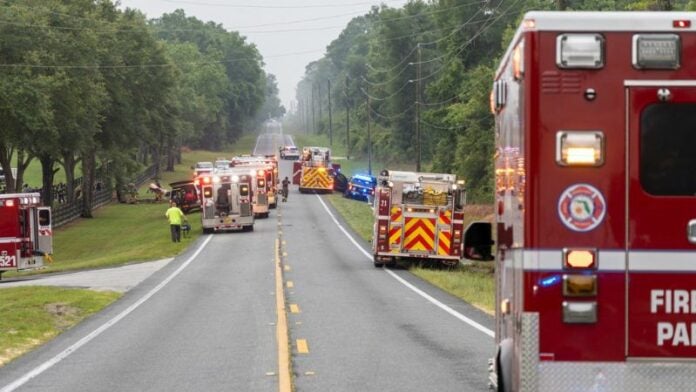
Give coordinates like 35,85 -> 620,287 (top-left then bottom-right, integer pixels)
202,227 -> 212,234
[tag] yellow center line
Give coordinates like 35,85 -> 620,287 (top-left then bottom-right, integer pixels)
296,339 -> 309,354
284,265 -> 291,272
289,304 -> 300,313
274,238 -> 291,392
287,281 -> 294,288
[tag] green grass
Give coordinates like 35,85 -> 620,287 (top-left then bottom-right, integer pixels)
0,287 -> 121,366
324,190 -> 495,314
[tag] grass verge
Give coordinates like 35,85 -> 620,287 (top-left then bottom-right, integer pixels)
0,287 -> 121,366
325,192 -> 495,314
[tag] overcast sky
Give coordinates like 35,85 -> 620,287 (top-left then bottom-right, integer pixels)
118,0 -> 410,112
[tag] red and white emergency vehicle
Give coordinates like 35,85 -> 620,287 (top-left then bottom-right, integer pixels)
372,170 -> 466,267
0,193 -> 52,278
196,170 -> 254,233
292,146 -> 339,193
463,11 -> 696,391
231,156 -> 275,217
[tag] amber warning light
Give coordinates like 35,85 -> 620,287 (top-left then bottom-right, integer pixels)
564,249 -> 597,269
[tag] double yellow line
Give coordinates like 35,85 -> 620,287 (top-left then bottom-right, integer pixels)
275,238 -> 292,392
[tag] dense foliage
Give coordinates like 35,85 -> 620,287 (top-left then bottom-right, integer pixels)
0,1 -> 283,213
287,0 -> 692,202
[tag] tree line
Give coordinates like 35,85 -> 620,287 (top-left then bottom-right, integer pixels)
287,0 -> 691,202
0,1 -> 284,215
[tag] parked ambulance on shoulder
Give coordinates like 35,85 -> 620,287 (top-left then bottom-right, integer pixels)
196,170 -> 254,233
0,193 -> 52,278
463,11 -> 696,392
372,170 -> 466,268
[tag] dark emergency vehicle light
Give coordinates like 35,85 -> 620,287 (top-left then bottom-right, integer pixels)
632,34 -> 680,69
563,275 -> 597,297
556,33 -> 605,69
563,248 -> 597,269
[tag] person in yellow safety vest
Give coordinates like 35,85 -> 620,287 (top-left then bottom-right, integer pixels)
165,200 -> 186,243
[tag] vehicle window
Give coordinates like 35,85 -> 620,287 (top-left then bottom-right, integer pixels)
640,103 -> 696,196
39,210 -> 51,226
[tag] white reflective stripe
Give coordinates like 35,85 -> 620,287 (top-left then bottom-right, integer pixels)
629,251 -> 696,271
377,216 -> 389,220
522,249 -> 625,271
625,80 -> 696,87
526,11 -> 696,32
453,220 -> 464,224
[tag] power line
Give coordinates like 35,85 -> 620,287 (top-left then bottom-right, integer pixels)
0,48 -> 324,70
362,6 -> 486,83
160,0 -> 406,9
368,102 -> 416,121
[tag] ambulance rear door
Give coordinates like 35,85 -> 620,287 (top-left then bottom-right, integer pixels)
626,81 -> 696,358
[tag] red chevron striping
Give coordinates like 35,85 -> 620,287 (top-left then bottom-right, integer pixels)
405,234 -> 434,251
404,219 -> 435,239
438,211 -> 452,226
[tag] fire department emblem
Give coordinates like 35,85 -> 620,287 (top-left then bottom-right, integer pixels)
558,184 -> 606,232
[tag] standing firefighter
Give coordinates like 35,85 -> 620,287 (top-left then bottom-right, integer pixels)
282,176 -> 290,202
165,200 -> 185,243
463,11 -> 696,391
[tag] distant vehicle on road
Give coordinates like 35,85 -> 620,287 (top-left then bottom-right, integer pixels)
344,174 -> 376,202
193,162 -> 213,177
214,159 -> 231,171
279,145 -> 300,160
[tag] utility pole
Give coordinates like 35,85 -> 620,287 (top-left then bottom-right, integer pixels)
345,77 -> 351,160
317,83 -> 322,133
328,79 -> 333,146
415,43 -> 422,172
366,84 -> 372,175
305,97 -> 310,134
311,86 -> 316,134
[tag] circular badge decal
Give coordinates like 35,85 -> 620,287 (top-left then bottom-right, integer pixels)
558,184 -> 606,232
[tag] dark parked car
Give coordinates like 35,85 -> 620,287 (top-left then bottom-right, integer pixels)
344,174 -> 376,201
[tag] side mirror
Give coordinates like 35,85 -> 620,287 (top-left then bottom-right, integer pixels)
463,222 -> 494,261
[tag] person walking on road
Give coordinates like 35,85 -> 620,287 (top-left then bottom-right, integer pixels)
165,200 -> 186,243
281,176 -> 290,202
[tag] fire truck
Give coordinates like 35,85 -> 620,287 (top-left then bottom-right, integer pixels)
292,146 -> 339,193
372,170 -> 466,268
0,193 -> 52,278
231,156 -> 275,217
196,170 -> 254,233
462,11 -> 696,391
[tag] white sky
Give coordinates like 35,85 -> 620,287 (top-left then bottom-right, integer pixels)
118,0 -> 410,112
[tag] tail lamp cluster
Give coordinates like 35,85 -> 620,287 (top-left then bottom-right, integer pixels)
562,249 -> 598,324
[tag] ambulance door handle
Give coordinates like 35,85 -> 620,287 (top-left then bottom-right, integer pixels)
688,219 -> 696,244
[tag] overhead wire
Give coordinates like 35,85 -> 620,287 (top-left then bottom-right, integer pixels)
160,0 -> 406,9
369,102 -> 416,121
362,5 -> 485,85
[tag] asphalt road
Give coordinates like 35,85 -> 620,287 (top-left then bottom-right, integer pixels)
0,134 -> 494,392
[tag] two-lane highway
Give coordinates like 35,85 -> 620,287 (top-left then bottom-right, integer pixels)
276,157 -> 494,392
0,133 -> 494,391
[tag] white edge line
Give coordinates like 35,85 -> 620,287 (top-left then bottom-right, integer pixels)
0,235 -> 214,392
315,194 -> 494,339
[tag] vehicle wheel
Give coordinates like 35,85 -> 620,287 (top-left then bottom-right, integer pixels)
270,203 -> 277,209
373,256 -> 383,268
202,227 -> 212,234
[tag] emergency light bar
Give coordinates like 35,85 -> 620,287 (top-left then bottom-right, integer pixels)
556,131 -> 604,166
632,34 -> 680,69
556,33 -> 604,69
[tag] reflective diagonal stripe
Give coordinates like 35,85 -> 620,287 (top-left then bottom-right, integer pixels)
438,210 -> 452,226
390,207 -> 402,223
389,226 -> 402,246
438,231 -> 451,255
404,217 -> 436,251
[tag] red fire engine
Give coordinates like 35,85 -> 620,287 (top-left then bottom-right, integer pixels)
292,147 -> 340,193
463,11 -> 696,391
0,193 -> 53,278
372,170 -> 466,267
